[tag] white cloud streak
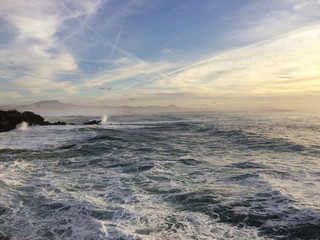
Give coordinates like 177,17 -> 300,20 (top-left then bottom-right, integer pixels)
0,0 -> 102,95
79,22 -> 320,111
109,25 -> 123,59
157,24 -> 320,94
82,23 -> 320,95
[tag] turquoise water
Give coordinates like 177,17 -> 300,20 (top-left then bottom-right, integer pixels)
0,112 -> 320,239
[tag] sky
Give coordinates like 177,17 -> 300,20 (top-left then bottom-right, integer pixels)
0,0 -> 320,111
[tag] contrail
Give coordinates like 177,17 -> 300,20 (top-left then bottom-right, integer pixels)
81,21 -> 173,82
82,22 -> 142,63
165,24 -> 319,77
58,0 -> 172,90
109,25 -> 123,59
59,0 -> 172,80
59,0 -> 142,63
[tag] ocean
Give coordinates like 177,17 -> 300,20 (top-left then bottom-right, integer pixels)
0,112 -> 319,240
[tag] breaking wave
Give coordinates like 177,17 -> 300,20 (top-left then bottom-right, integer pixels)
0,112 -> 320,239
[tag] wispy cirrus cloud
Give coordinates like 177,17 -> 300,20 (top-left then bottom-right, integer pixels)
80,22 -> 320,110
226,0 -> 320,43
0,0 -> 103,98
82,23 -> 320,94
157,24 -> 320,93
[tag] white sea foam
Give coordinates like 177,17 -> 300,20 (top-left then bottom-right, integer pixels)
101,114 -> 108,124
17,121 -> 28,131
0,125 -> 95,150
1,113 -> 319,239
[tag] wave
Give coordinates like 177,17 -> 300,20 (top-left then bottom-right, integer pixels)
196,124 -> 316,154
16,121 -> 29,131
1,113 -> 319,239
101,114 -> 108,124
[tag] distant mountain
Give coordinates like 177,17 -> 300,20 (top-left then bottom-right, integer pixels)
1,100 -> 296,116
13,100 -> 107,116
1,100 -> 198,116
27,100 -> 75,109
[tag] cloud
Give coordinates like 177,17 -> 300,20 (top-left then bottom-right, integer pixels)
9,16 -> 59,44
0,0 -> 156,102
229,0 -> 320,44
75,19 -> 320,111
0,91 -> 23,106
154,24 -> 320,96
81,22 -> 320,102
13,78 -> 78,95
1,0 -> 319,110
84,60 -> 177,88
85,22 -> 320,110
0,0 -> 102,95
161,48 -> 174,55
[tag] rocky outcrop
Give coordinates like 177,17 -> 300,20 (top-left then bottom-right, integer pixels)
0,110 -> 22,132
21,111 -> 50,126
0,110 -> 67,132
83,120 -> 101,125
52,121 -> 67,125
0,110 -> 108,133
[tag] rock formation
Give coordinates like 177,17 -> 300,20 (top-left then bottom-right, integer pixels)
0,110 -> 66,132
0,110 -> 23,132
83,120 -> 101,125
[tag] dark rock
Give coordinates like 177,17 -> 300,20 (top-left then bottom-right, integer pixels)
83,120 -> 101,125
0,110 -> 69,132
21,111 -> 45,126
42,121 -> 51,126
52,121 -> 67,125
0,110 -> 22,132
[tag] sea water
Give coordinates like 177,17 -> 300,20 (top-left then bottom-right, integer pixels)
0,112 -> 319,239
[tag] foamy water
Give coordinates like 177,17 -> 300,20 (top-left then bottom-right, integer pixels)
101,114 -> 108,124
16,121 -> 29,131
0,112 -> 319,239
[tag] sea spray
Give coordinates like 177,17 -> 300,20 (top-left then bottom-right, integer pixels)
101,114 -> 108,124
17,121 -> 28,131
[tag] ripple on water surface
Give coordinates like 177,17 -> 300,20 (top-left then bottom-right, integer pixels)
0,113 -> 320,239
